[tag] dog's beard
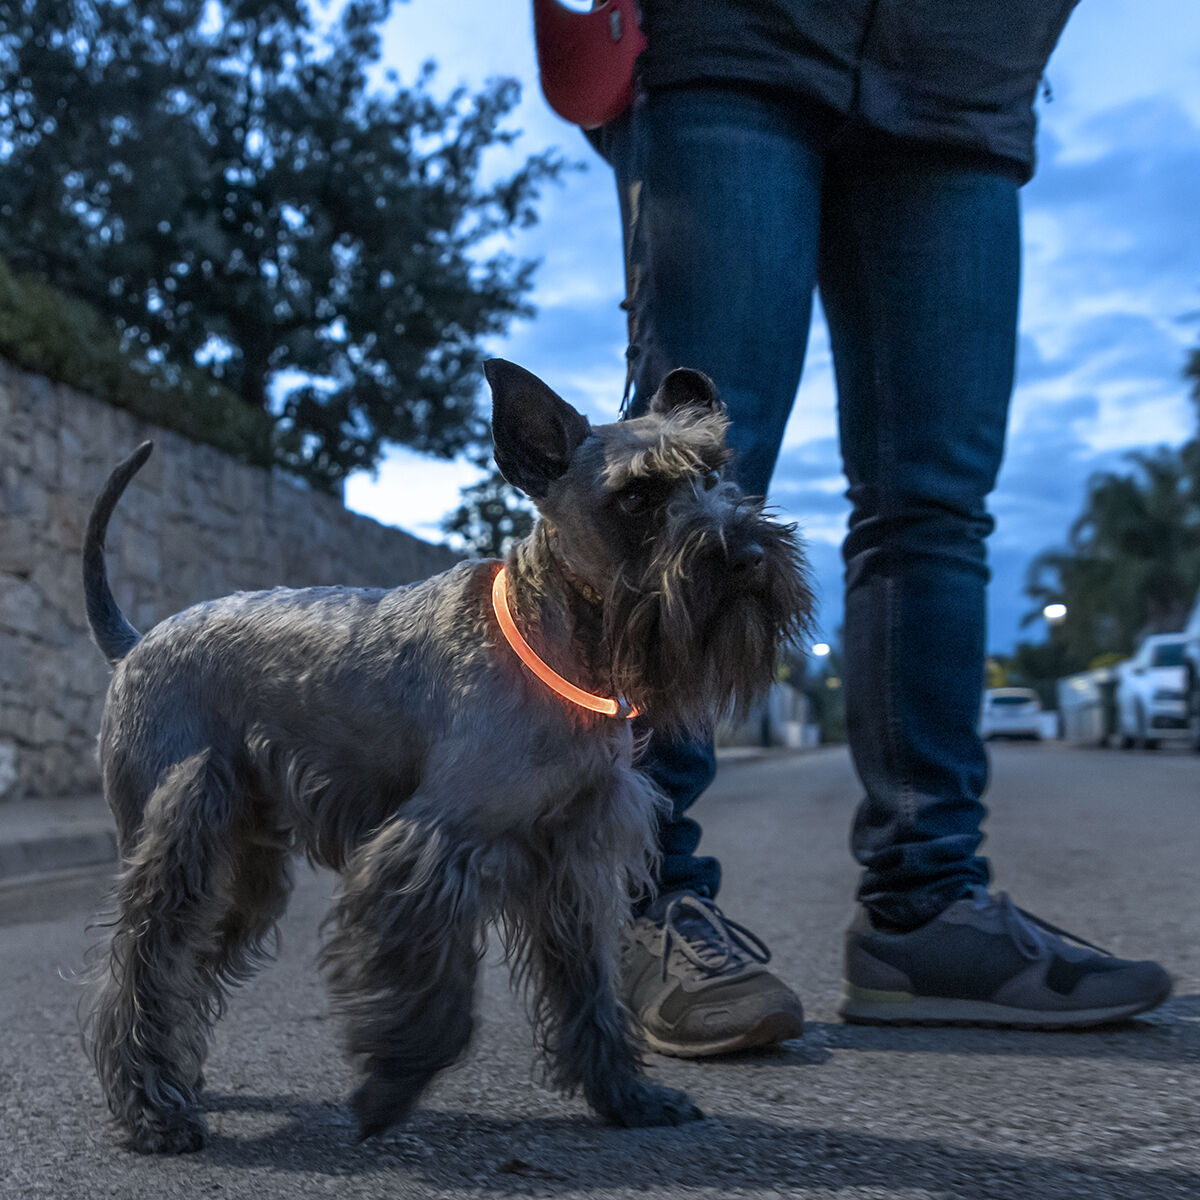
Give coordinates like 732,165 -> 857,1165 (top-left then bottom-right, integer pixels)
603,511 -> 813,736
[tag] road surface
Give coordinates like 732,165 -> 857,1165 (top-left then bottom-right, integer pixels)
1,743 -> 1196,1199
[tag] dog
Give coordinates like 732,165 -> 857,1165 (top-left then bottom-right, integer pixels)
81,359 -> 812,1153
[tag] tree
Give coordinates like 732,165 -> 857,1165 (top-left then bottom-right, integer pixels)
0,0 -> 562,490
441,463 -> 535,558
1023,446 -> 1200,670
1186,340 -> 1200,431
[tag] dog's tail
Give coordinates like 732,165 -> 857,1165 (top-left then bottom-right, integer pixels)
83,441 -> 153,665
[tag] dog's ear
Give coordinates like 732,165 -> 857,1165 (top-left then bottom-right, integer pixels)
485,359 -> 591,499
649,368 -> 721,415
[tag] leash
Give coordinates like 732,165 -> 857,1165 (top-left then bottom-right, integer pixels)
492,566 -> 637,719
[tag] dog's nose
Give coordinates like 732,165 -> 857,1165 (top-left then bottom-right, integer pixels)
732,542 -> 767,588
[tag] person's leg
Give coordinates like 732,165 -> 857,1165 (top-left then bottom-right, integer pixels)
820,142 -> 1170,1025
605,86 -> 823,898
818,145 -> 1013,931
601,85 -> 821,1054
631,729 -> 720,899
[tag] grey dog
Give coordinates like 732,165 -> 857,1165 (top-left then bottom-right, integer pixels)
81,359 -> 812,1154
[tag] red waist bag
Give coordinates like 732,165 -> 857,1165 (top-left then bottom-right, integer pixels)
532,0 -> 645,129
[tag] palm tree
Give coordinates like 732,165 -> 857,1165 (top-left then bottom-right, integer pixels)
1024,447 -> 1200,668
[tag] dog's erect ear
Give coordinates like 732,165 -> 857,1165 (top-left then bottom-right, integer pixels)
649,368 -> 721,415
485,359 -> 591,499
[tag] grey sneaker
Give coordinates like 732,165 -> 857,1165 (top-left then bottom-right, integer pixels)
622,891 -> 805,1057
841,887 -> 1172,1028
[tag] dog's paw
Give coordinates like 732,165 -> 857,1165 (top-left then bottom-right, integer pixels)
600,1081 -> 704,1128
126,1109 -> 208,1154
351,1074 -> 422,1142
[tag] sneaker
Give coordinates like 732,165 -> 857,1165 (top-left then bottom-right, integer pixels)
840,887 -> 1172,1029
622,891 -> 805,1057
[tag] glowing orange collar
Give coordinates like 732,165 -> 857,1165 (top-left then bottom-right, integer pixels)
492,566 -> 637,719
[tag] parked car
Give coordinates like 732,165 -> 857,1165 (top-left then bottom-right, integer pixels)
980,687 -> 1044,740
1114,633 -> 1188,749
1184,592 -> 1200,751
1056,667 -> 1118,747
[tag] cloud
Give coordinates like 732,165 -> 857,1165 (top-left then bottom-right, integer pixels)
770,439 -> 847,529
794,538 -> 846,644
976,92 -> 1200,648
1022,95 -> 1200,390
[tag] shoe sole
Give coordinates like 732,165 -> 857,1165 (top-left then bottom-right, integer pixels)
838,981 -> 1173,1030
642,1009 -> 805,1058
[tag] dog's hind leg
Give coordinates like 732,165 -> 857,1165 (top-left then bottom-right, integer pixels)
321,814 -> 482,1140
85,752 -> 237,1154
181,817 -> 294,1099
204,818 -> 294,994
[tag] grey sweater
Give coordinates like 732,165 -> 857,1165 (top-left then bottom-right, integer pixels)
635,0 -> 1080,182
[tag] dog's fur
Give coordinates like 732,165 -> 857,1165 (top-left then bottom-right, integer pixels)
80,360 -> 812,1153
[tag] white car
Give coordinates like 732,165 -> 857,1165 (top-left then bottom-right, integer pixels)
980,688 -> 1044,740
1114,633 -> 1189,749
1184,592 -> 1200,751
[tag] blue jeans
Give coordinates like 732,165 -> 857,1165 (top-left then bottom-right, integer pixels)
602,87 -> 1018,929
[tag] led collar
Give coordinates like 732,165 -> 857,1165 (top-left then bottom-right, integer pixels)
492,566 -> 637,719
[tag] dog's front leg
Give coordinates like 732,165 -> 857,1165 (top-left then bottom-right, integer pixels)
520,894 -> 703,1127
321,815 -> 482,1140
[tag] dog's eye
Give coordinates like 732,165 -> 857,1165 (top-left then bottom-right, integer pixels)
702,469 -> 720,491
617,487 -> 650,515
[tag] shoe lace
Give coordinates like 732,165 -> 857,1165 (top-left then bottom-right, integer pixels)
971,887 -> 1111,962
660,893 -> 772,980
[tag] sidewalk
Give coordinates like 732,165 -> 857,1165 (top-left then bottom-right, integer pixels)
0,745 -> 796,884
0,792 -> 116,884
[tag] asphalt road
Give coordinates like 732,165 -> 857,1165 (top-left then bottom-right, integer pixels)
1,743 -> 1197,1200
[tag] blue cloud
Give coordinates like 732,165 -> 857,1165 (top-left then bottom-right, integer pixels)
1029,98 -> 1200,296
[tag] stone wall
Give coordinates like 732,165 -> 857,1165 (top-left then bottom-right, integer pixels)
0,360 -> 459,801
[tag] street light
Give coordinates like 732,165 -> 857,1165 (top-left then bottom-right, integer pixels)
1043,603 -> 1067,627
811,642 -> 831,658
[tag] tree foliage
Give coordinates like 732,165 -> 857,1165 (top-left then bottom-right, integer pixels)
1186,341 -> 1200,422
0,0 -> 561,490
441,463 -> 535,558
1023,445 -> 1200,672
0,251 -> 275,460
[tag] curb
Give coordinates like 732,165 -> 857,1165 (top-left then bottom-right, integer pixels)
0,827 -> 118,883
0,750 -> 830,886
715,745 -> 831,766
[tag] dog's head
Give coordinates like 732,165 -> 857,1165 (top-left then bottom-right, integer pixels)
484,359 -> 813,732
